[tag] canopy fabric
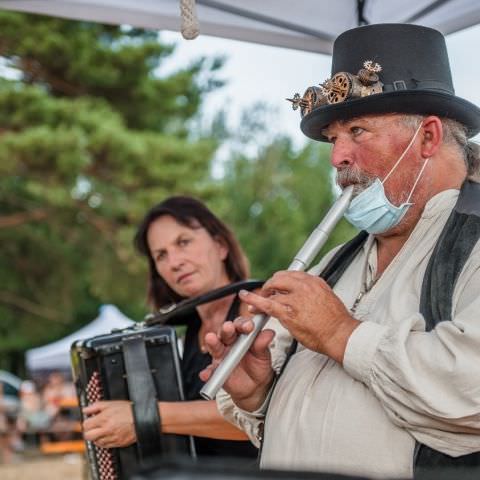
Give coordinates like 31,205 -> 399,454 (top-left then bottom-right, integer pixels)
25,304 -> 135,372
1,0 -> 480,54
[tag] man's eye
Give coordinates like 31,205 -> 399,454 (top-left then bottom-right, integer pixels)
351,126 -> 364,136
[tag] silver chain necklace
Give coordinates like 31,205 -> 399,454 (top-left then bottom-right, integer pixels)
350,254 -> 378,314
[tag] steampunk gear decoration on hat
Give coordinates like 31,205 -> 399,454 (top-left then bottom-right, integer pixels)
286,93 -> 302,111
288,60 -> 384,116
358,60 -> 382,85
321,73 -> 353,104
287,86 -> 326,117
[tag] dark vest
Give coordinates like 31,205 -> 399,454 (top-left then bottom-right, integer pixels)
414,180 -> 480,475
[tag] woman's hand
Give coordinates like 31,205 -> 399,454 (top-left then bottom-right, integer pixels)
83,400 -> 136,448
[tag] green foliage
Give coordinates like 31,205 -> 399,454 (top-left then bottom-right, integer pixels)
0,80 -> 218,351
0,13 -> 223,133
0,12 -> 223,368
215,134 -> 357,279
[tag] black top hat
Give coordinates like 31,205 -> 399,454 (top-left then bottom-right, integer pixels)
297,24 -> 480,141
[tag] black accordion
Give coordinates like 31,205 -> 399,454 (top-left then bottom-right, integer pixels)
71,324 -> 195,480
71,280 -> 262,480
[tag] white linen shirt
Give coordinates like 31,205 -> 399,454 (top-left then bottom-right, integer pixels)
217,188 -> 480,479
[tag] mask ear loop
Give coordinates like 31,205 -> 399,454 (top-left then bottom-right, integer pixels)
404,156 -> 430,204
382,122 -> 424,185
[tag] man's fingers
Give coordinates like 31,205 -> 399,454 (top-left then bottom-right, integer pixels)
203,317 -> 255,364
206,318 -> 254,349
231,316 -> 254,334
262,270 -> 322,293
199,363 -> 214,382
250,329 -> 275,359
204,332 -> 226,359
239,290 -> 290,319
218,320 -> 239,345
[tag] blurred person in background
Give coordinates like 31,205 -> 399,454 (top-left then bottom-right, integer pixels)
0,383 -> 13,463
83,196 -> 258,459
16,380 -> 50,441
42,372 -> 75,419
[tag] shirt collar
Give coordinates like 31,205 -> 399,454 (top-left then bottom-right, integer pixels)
420,188 -> 459,219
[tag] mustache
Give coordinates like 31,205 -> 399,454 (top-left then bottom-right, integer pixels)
336,167 -> 376,195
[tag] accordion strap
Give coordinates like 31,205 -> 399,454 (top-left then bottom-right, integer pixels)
146,279 -> 264,326
123,335 -> 163,465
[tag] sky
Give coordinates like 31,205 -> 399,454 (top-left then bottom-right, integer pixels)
158,22 -> 480,147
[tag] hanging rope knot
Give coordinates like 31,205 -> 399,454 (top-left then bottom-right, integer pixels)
180,0 -> 200,40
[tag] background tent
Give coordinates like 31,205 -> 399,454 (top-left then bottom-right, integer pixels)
1,0 -> 480,54
25,304 -> 135,375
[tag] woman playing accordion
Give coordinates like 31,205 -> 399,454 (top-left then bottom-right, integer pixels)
82,196 -> 257,460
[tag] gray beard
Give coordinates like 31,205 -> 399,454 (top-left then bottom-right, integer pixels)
336,167 -> 377,196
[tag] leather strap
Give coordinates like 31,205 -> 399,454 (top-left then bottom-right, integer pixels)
383,79 -> 453,94
415,181 -> 480,473
123,335 -> 164,466
320,231 -> 369,286
146,279 -> 264,326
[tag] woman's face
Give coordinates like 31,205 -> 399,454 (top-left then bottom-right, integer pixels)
147,215 -> 230,298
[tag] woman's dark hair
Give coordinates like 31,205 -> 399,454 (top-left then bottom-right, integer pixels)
134,196 -> 249,309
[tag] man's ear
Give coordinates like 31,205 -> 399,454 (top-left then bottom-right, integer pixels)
420,116 -> 443,158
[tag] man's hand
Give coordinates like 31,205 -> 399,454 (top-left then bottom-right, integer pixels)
239,271 -> 360,364
83,400 -> 136,448
199,317 -> 276,412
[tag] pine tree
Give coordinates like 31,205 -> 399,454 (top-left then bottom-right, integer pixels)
0,12 -> 224,371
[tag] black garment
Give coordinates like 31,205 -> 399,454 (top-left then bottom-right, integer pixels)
414,180 -> 480,475
181,295 -> 258,459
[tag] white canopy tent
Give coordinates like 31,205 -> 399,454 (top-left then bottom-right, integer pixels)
25,304 -> 135,373
1,0 -> 480,54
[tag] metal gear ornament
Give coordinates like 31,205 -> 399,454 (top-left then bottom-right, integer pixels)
287,86 -> 325,116
287,59 -> 384,116
321,73 -> 354,104
286,93 -> 302,111
358,60 -> 382,85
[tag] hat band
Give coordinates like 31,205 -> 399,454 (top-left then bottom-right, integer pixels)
383,79 -> 453,94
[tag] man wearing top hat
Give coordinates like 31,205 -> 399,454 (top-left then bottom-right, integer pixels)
201,24 -> 480,478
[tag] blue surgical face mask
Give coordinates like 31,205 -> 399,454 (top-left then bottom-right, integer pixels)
344,123 -> 430,234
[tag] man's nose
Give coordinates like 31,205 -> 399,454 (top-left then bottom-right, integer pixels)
330,138 -> 355,169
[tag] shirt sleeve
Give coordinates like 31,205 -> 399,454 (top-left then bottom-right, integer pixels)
216,387 -> 271,448
343,257 -> 480,456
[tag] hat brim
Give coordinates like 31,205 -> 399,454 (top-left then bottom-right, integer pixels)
300,90 -> 480,141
